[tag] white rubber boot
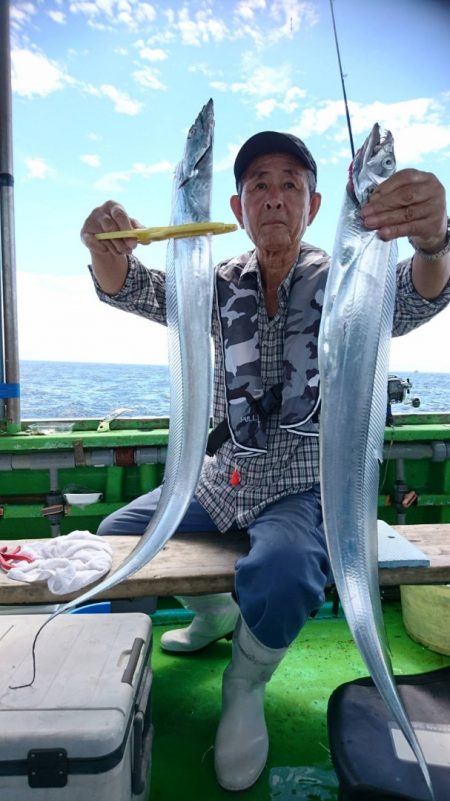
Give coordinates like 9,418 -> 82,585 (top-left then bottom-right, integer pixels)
160,594 -> 239,653
214,617 -> 288,791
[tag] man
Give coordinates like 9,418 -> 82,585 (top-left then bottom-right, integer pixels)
81,131 -> 450,791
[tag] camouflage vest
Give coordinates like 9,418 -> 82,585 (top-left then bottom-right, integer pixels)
215,244 -> 329,456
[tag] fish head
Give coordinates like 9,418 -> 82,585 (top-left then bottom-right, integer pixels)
349,123 -> 396,206
178,98 -> 214,188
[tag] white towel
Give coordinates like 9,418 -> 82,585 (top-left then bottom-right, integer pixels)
7,531 -> 113,595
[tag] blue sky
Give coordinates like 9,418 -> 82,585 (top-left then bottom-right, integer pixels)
9,0 -> 450,370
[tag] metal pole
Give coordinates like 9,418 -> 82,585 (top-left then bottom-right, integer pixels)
0,0 -> 21,431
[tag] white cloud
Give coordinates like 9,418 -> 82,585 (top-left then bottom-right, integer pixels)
211,55 -> 294,100
255,86 -> 306,117
48,10 -> 66,24
390,307 -> 450,373
233,0 -> 318,46
17,271 -> 169,365
94,170 -> 131,193
12,47 -> 144,115
24,157 -> 53,180
98,83 -> 143,114
268,0 -> 319,42
116,3 -> 156,31
110,1 -> 318,49
231,22 -> 264,48
209,81 -> 228,92
69,0 -> 156,30
132,67 -> 166,91
144,25 -> 176,46
81,154 -> 100,167
139,47 -> 167,62
282,85 -> 307,112
386,123 -> 450,165
214,143 -> 241,173
339,99 -> 450,165
255,98 -> 278,118
318,147 -> 350,166
93,159 -> 173,192
235,0 -> 267,21
132,161 -> 173,176
69,2 -> 104,19
134,3 -> 156,24
188,62 -> 217,77
10,3 -> 37,30
176,7 -> 228,46
12,47 -> 71,97
210,51 -> 307,109
294,100 -> 344,137
241,53 -> 293,95
334,98 -> 442,138
293,97 -> 450,165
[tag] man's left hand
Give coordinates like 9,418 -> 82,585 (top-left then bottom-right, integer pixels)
360,168 -> 447,252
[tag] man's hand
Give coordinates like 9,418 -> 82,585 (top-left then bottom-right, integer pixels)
80,200 -> 145,258
362,168 -> 449,300
361,168 -> 447,253
81,200 -> 145,295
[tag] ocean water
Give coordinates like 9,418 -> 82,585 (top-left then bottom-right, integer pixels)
20,361 -> 171,420
17,360 -> 450,420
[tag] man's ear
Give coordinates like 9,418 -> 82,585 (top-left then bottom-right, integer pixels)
308,192 -> 322,226
230,194 -> 244,227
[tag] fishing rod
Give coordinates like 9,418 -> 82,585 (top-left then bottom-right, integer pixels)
329,0 -> 355,159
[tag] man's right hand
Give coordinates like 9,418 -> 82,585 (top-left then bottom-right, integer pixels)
80,200 -> 145,295
80,200 -> 144,257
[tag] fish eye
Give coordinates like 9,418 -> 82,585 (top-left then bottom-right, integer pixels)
188,124 -> 196,138
382,157 -> 394,169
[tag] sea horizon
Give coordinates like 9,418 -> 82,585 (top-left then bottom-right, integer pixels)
19,358 -> 450,374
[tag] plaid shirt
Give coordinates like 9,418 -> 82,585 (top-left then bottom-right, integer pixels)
91,249 -> 450,531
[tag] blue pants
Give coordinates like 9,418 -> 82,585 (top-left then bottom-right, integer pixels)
97,485 -> 332,649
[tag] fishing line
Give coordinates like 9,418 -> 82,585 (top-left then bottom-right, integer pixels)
329,0 -> 355,159
379,429 -> 395,493
9,615 -> 54,690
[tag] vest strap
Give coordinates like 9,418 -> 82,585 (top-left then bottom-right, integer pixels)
206,383 -> 283,457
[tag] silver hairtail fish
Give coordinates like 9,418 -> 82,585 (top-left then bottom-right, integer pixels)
28,100 -> 214,625
66,100 -> 215,608
318,124 -> 434,800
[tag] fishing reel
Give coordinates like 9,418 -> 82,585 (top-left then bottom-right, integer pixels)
386,375 -> 420,425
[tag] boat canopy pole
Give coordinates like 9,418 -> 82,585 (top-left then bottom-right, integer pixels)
0,0 -> 21,432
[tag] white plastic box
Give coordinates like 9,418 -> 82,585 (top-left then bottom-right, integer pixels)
0,613 -> 153,800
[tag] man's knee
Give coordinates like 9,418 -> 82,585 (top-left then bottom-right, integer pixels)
96,487 -> 162,536
236,537 -> 329,619
96,502 -> 151,536
96,512 -> 120,536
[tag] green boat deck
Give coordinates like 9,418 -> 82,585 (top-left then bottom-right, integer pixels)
149,599 -> 450,800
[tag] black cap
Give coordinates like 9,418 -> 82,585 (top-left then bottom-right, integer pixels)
234,131 -> 317,192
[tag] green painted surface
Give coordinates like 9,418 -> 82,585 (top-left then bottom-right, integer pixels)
0,418 -> 171,451
148,601 -> 450,801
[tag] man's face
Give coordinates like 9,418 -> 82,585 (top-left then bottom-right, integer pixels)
230,153 -> 321,254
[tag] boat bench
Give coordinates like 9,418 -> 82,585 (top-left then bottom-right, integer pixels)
0,523 -> 449,605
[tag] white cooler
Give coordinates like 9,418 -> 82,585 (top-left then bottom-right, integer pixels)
0,613 -> 153,800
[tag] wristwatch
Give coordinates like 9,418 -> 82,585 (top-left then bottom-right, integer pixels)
408,217 -> 450,262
